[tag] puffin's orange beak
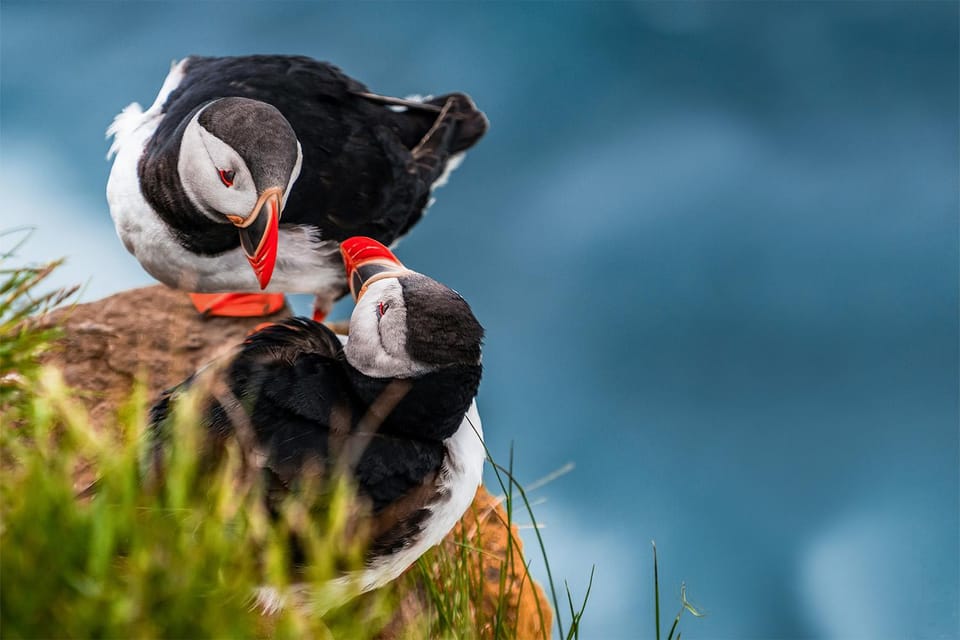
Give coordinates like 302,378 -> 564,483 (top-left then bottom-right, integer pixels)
339,236 -> 407,302
229,188 -> 282,290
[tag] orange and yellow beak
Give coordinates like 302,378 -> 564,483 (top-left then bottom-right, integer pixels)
339,236 -> 407,302
228,188 -> 282,290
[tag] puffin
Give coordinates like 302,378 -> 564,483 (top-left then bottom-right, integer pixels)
149,236 -> 485,606
107,55 -> 487,319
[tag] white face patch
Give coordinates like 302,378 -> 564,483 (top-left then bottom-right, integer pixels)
345,278 -> 433,379
178,107 -> 257,223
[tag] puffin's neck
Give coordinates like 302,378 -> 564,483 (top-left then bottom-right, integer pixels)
343,361 -> 482,442
138,108 -> 239,256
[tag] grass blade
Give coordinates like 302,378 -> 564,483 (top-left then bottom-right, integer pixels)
653,541 -> 661,640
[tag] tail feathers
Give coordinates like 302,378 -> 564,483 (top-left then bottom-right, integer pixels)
105,102 -> 144,160
360,90 -> 488,155
425,92 -> 488,154
253,574 -> 376,617
409,93 -> 487,188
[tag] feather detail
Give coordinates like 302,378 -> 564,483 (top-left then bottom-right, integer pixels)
106,58 -> 187,160
105,102 -> 144,160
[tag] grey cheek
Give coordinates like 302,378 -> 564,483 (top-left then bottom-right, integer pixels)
345,312 -> 383,373
345,334 -> 372,370
379,316 -> 407,358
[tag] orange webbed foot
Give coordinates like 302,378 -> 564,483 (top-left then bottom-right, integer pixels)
188,292 -> 286,318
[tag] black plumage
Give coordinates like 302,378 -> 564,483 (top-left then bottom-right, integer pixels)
148,235 -> 486,596
138,55 -> 488,257
150,317 -> 482,551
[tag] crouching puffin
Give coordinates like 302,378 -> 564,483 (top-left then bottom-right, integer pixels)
107,55 -> 487,319
149,236 -> 485,607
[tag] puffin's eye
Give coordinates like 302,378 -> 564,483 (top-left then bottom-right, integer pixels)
377,301 -> 388,318
218,169 -> 235,187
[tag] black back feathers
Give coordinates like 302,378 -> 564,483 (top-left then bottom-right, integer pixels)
138,55 -> 488,256
150,316 -> 480,513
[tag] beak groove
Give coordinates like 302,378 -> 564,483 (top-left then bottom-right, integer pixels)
339,236 -> 406,301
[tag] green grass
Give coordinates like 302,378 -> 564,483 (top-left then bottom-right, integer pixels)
2,346 -> 398,639
0,248 -> 698,639
0,229 -> 77,413
412,444 -> 582,640
653,541 -> 704,640
0,250 -> 396,638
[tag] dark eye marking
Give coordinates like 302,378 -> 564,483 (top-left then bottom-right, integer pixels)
218,169 -> 235,187
377,301 -> 388,318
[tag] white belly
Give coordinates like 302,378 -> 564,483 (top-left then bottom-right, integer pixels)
357,399 -> 486,591
252,399 -> 485,614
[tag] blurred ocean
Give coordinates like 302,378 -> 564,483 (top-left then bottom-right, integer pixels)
2,2 -> 957,638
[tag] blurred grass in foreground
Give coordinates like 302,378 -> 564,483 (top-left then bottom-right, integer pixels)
0,249 -> 605,639
1,249 -> 397,637
0,249 -> 706,639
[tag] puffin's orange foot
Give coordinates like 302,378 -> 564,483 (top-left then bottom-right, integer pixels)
312,305 -> 328,323
189,292 -> 286,318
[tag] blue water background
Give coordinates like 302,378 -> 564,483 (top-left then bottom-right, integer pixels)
2,2 -> 957,638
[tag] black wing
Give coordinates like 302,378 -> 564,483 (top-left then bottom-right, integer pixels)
213,317 -> 348,486
163,55 -> 487,244
148,318 -> 345,482
149,317 -> 445,514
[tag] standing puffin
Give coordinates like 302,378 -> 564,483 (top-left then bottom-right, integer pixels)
107,55 -> 487,319
149,236 -> 485,604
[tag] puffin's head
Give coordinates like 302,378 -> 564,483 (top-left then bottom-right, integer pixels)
178,97 -> 302,289
338,237 -> 484,379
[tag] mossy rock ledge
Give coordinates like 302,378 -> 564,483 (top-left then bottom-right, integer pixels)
40,283 -> 552,639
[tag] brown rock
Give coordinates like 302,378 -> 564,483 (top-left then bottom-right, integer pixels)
43,285 -> 287,424
42,284 -> 552,638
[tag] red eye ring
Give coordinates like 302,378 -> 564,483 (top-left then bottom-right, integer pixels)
377,301 -> 387,318
218,169 -> 235,187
